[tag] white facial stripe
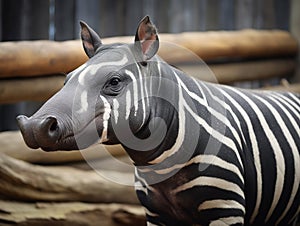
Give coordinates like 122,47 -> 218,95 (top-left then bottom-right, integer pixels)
69,63 -> 88,83
99,95 -> 111,143
79,55 -> 128,86
125,70 -> 138,116
125,90 -> 131,120
77,90 -> 88,113
113,99 -> 119,124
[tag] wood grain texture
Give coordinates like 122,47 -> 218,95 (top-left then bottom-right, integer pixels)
0,153 -> 138,204
0,30 -> 297,78
0,131 -> 127,164
0,200 -> 145,226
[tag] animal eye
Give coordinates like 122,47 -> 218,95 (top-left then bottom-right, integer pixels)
103,76 -> 123,96
109,77 -> 121,86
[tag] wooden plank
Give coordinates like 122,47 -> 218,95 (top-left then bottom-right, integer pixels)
0,131 -> 127,164
181,0 -> 202,32
0,30 -> 297,78
219,0 -> 235,30
263,80 -> 300,93
235,0 -> 254,29
99,0 -> 125,37
209,59 -> 296,84
154,0 -> 171,33
0,59 -> 296,104
124,0 -> 143,35
274,0 -> 290,30
157,30 -> 298,63
0,0 -> 2,40
54,0 -> 76,41
205,0 -> 219,30
0,40 -> 87,77
1,0 -> 23,41
0,75 -> 65,104
178,59 -> 296,84
185,0 -> 203,31
74,0 -> 100,38
290,0 -> 300,82
257,0 -> 276,29
168,0 -> 202,32
142,0 -> 156,23
0,200 -> 145,226
0,153 -> 138,204
198,0 -> 207,31
20,0 -> 50,40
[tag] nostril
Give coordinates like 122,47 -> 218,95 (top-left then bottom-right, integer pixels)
16,115 -> 62,150
49,119 -> 58,132
40,116 -> 60,141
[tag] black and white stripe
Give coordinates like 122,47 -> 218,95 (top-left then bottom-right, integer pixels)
129,59 -> 300,225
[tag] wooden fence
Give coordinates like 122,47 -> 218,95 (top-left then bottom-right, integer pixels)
0,29 -> 298,104
0,0 -> 295,131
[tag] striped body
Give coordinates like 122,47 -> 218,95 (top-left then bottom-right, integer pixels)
132,63 -> 300,226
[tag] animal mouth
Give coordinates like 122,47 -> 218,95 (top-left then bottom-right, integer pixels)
58,112 -> 107,151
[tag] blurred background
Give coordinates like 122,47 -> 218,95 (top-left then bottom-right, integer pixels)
0,0 -> 298,131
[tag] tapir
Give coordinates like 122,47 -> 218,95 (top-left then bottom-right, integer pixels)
17,16 -> 300,226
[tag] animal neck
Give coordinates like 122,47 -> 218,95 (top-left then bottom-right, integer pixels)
123,95 -> 179,166
123,61 -> 189,167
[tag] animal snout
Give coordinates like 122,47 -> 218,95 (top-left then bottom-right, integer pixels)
16,115 -> 61,150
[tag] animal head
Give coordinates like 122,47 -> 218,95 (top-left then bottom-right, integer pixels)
17,16 -> 172,153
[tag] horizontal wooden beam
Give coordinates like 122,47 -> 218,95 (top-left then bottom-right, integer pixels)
0,131 -> 127,164
0,58 -> 297,104
179,58 -> 297,84
0,40 -> 87,78
0,75 -> 65,104
0,29 -> 297,78
158,30 -> 298,63
0,200 -> 145,226
262,80 -> 300,93
0,153 -> 138,204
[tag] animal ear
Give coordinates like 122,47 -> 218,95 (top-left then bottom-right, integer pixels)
80,21 -> 102,58
134,16 -> 159,61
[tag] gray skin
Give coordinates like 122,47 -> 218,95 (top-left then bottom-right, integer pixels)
17,16 -> 198,225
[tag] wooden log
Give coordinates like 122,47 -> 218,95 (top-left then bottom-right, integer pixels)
262,81 -> 300,93
0,40 -> 87,78
1,58 -> 296,104
105,30 -> 299,63
0,200 -> 145,226
0,131 -> 127,164
0,75 -> 65,104
0,153 -> 138,204
0,29 -> 297,78
181,58 -> 297,84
